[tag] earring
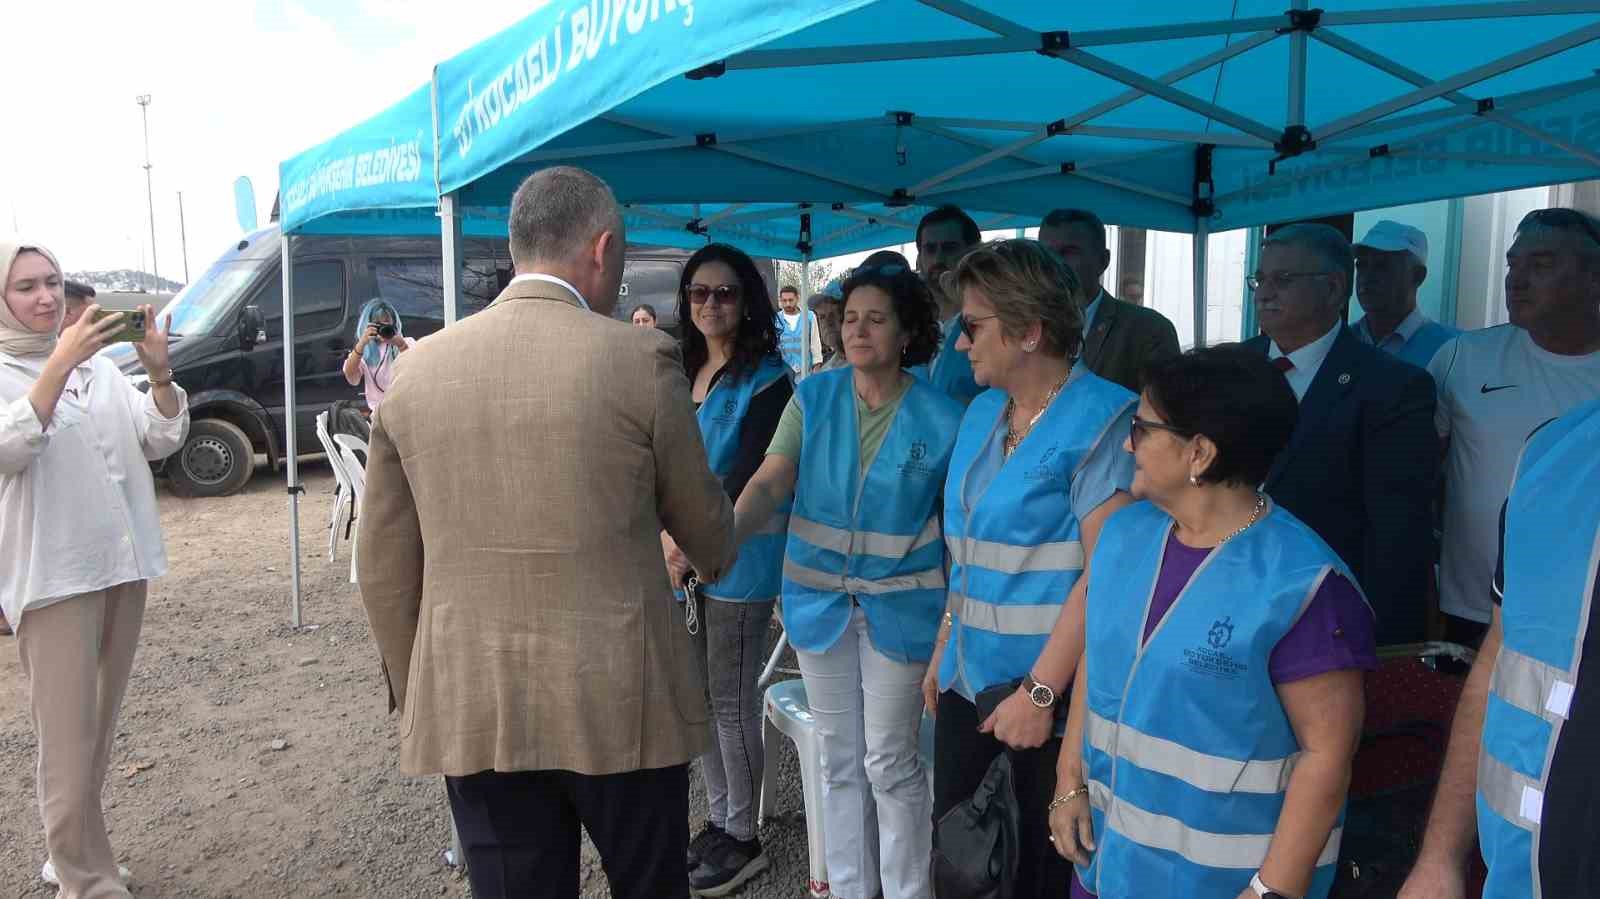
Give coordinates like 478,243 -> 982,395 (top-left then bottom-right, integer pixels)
1024,341 -> 1037,352
1189,474 -> 1200,486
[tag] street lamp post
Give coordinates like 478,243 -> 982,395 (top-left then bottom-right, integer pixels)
136,94 -> 159,294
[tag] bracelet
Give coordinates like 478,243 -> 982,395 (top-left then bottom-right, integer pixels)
943,610 -> 954,627
1047,786 -> 1088,812
146,368 -> 175,386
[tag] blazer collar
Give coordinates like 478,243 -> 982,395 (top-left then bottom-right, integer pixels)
1266,325 -> 1362,485
1081,291 -> 1121,367
492,273 -> 590,310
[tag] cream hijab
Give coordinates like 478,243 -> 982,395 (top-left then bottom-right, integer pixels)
0,238 -> 64,358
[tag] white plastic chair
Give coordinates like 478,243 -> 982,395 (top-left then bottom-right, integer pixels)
759,679 -> 938,899
332,434 -> 368,584
759,679 -> 830,898
315,412 -> 357,562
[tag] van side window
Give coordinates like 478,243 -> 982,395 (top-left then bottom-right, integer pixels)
618,260 -> 682,331
254,260 -> 347,340
368,258 -> 500,325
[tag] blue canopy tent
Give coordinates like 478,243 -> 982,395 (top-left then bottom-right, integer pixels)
279,0 -> 1600,620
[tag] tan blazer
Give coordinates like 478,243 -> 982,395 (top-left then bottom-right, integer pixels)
356,278 -> 734,778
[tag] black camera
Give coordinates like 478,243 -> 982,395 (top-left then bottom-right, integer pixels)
377,324 -> 397,339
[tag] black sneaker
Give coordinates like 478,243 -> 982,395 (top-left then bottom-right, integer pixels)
686,821 -> 726,871
689,835 -> 769,897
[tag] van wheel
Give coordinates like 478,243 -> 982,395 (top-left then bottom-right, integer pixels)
169,419 -> 255,497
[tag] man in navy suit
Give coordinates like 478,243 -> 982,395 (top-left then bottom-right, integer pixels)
1244,223 -> 1439,646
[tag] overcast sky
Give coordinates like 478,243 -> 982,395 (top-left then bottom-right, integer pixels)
4,1 -> 541,277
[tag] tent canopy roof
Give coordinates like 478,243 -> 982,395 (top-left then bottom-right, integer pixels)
284,0 -> 1600,248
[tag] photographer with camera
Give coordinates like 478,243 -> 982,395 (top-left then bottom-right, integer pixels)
343,298 -> 415,413
1,237 -> 187,896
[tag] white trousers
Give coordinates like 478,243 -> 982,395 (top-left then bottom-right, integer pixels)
796,606 -> 931,899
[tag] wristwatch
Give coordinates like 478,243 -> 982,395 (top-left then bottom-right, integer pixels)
1024,673 -> 1057,709
1250,872 -> 1292,899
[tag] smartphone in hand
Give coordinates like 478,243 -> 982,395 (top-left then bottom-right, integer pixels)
93,308 -> 147,343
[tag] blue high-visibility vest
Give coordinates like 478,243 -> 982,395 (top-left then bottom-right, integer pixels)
1078,500 -> 1364,898
696,353 -> 791,603
1477,399 -> 1600,899
938,367 -> 1134,695
781,368 -> 965,663
777,311 -> 813,373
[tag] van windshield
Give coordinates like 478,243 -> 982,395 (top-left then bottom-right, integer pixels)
160,260 -> 262,337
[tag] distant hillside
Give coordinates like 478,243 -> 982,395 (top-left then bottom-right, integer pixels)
67,269 -> 185,294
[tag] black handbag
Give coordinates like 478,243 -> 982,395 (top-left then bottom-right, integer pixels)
931,751 -> 1022,899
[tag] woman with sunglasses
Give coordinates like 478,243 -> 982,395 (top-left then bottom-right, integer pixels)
728,262 -> 958,899
1052,347 -> 1376,899
930,239 -> 1137,897
658,243 -> 791,896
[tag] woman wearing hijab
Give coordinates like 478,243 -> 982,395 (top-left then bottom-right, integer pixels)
0,238 -> 188,898
341,298 -> 415,412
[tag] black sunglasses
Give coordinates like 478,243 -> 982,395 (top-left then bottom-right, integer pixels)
959,313 -> 999,341
685,284 -> 742,305
1522,208 -> 1600,248
1129,415 -> 1194,450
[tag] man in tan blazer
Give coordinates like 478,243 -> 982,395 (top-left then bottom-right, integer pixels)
1039,208 -> 1180,392
356,166 -> 735,899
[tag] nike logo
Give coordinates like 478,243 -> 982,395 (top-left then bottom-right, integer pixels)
1480,384 -> 1518,394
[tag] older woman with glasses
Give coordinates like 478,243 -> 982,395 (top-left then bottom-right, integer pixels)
928,239 -> 1137,896
729,261 -> 960,899
658,243 -> 792,896
1052,347 -> 1377,899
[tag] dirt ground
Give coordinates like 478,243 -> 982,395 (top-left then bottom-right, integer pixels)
0,461 -> 815,898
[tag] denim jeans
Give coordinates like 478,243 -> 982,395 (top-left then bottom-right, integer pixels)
693,596 -> 776,842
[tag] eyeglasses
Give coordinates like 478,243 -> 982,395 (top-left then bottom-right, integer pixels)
685,284 -> 742,305
1129,415 -> 1194,450
1521,208 -> 1600,249
1246,271 -> 1333,292
959,313 -> 999,341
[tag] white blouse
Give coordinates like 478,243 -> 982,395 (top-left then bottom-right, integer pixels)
0,351 -> 189,626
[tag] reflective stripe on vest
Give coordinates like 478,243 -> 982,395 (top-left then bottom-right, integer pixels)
1477,399 -> 1600,899
1087,780 -> 1343,871
1079,500 -> 1362,898
781,368 -> 965,662
944,535 -> 1084,575
1085,710 -> 1298,795
939,365 -> 1135,694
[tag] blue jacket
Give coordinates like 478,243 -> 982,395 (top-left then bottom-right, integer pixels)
1079,501 -> 1363,898
939,369 -> 1134,695
781,368 -> 965,662
1477,399 -> 1600,899
697,353 -> 791,603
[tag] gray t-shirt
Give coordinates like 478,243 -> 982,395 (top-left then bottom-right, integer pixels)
1430,325 -> 1600,622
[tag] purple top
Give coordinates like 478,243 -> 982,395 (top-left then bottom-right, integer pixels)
1069,530 -> 1377,899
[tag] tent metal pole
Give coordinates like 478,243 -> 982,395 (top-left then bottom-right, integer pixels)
1313,21 -> 1600,143
1288,0 -> 1309,128
1311,28 -> 1600,168
281,234 -> 302,628
1046,47 -> 1283,144
1192,220 -> 1209,350
440,191 -> 463,325
799,256 -> 813,378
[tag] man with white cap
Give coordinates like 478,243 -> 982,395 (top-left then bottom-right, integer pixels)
1353,219 -> 1459,369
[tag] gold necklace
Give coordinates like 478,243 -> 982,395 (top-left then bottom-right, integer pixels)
1003,370 -> 1071,456
1217,493 -> 1267,545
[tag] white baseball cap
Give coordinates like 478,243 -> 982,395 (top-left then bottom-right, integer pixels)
1355,220 -> 1428,266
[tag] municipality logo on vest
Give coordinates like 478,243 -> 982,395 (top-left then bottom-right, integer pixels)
1184,616 -> 1246,680
1024,445 -> 1063,482
898,439 -> 935,478
714,397 -> 739,424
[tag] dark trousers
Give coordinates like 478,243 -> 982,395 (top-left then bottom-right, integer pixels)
445,764 -> 690,899
933,690 -> 1072,899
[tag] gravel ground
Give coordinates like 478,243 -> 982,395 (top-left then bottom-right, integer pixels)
0,460 -> 818,898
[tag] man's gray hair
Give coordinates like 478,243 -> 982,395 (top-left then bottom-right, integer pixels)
508,166 -> 622,268
1263,223 -> 1354,300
